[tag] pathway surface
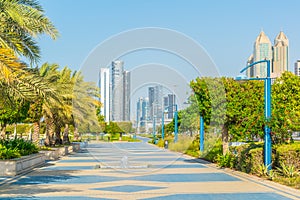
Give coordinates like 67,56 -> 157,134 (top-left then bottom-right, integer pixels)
0,138 -> 299,200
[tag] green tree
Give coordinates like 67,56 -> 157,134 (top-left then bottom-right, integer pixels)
271,72 -> 300,143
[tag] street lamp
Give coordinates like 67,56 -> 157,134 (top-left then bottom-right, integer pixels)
200,115 -> 204,152
152,115 -> 156,142
240,59 -> 272,170
161,104 -> 178,143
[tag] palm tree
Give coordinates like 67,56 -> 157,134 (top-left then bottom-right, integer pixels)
72,72 -> 101,141
0,49 -> 54,139
0,0 -> 58,63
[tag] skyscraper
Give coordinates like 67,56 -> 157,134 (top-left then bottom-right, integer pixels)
148,87 -> 155,120
295,60 -> 300,76
253,31 -> 272,78
136,97 -> 149,127
246,31 -> 289,78
272,31 -> 289,78
111,60 -> 124,121
246,54 -> 254,78
148,85 -> 163,120
99,68 -> 110,122
167,94 -> 176,119
123,70 -> 131,121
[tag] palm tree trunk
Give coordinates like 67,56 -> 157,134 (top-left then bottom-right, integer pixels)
55,125 -> 62,145
222,125 -> 229,155
13,123 -> 17,139
0,123 -> 7,139
63,124 -> 70,145
74,127 -> 79,141
32,122 -> 40,146
44,117 -> 55,147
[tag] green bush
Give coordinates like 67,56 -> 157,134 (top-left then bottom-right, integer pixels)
0,139 -> 38,158
0,144 -> 21,160
274,143 -> 300,171
216,153 -> 236,168
230,143 -> 264,175
202,141 -> 222,162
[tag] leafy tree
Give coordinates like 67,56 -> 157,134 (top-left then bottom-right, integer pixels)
271,72 -> 300,143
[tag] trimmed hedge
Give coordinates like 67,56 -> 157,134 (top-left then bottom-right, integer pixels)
274,143 -> 300,170
230,143 -> 264,174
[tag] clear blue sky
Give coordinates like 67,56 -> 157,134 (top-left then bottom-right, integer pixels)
39,0 -> 300,78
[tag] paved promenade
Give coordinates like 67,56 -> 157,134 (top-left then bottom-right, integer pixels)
0,138 -> 299,200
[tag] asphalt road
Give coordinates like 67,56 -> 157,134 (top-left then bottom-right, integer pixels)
0,138 -> 299,200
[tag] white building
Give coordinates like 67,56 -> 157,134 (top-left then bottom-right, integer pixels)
99,68 -> 110,122
272,31 -> 289,78
295,60 -> 300,76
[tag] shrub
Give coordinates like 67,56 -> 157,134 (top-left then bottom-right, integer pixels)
0,139 -> 38,157
216,153 -> 236,168
202,141 -> 222,162
0,144 -> 21,160
274,143 -> 300,171
277,162 -> 299,178
231,143 -> 264,175
168,135 -> 194,153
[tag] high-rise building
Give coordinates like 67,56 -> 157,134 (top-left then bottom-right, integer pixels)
253,31 -> 272,78
148,87 -> 155,120
148,85 -> 163,120
99,68 -> 110,122
272,31 -> 289,78
246,31 -> 289,78
246,54 -> 254,78
167,94 -> 176,119
136,97 -> 149,127
295,60 -> 300,76
111,60 -> 124,121
123,70 -> 131,121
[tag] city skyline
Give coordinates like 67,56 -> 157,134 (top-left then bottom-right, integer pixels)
38,1 -> 300,79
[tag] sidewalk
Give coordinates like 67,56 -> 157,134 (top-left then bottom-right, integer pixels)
0,141 -> 298,200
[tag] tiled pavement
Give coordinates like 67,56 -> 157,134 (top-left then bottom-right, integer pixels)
0,139 -> 299,200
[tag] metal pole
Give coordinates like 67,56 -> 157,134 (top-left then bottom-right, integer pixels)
174,105 -> 178,143
153,117 -> 156,142
162,111 -> 165,140
240,59 -> 272,171
264,60 -> 272,170
200,115 -> 204,152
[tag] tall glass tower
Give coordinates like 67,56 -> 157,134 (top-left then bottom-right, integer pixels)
111,60 -> 124,121
253,31 -> 272,78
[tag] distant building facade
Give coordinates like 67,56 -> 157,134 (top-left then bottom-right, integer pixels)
148,85 -> 163,121
246,31 -> 289,78
100,60 -> 131,123
273,31 -> 289,77
295,60 -> 300,76
123,70 -> 131,121
111,60 -> 124,121
99,68 -> 110,122
136,97 -> 149,127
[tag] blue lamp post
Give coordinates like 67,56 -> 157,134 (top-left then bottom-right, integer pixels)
161,104 -> 178,143
240,59 -> 272,170
152,116 -> 156,142
174,104 -> 178,143
200,115 -> 204,152
162,111 -> 165,140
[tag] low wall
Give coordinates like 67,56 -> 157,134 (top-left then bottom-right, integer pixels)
0,153 -> 45,176
41,143 -> 81,161
0,143 -> 82,176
